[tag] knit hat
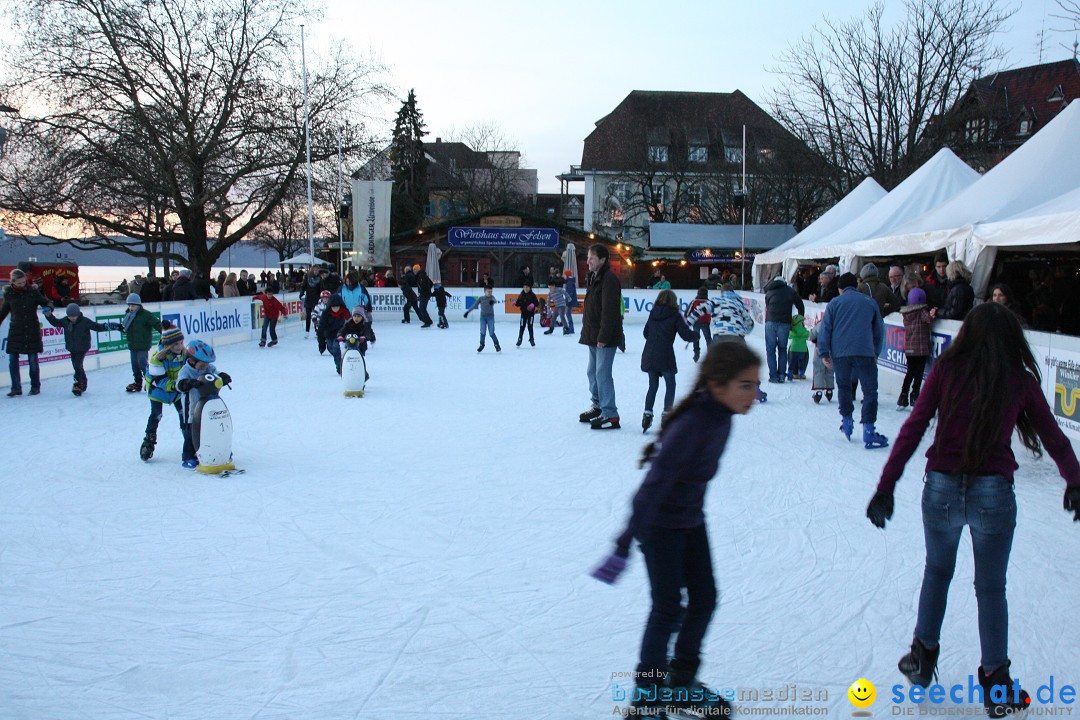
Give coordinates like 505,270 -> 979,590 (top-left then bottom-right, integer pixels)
351,305 -> 365,315
66,302 -> 81,317
837,272 -> 859,290
178,268 -> 191,278
563,269 -> 573,277
907,288 -> 926,305
412,264 -> 421,271
126,293 -> 142,305
160,326 -> 184,345
859,263 -> 879,279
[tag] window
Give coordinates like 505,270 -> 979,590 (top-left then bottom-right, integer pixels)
964,118 -> 986,143
609,182 -> 632,204
725,147 -> 743,163
646,183 -> 670,211
1018,119 -> 1031,136
685,183 -> 703,208
688,145 -> 708,163
1048,84 -> 1065,102
648,145 -> 669,162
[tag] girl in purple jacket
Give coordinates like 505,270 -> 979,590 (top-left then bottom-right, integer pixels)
867,302 -> 1080,717
591,341 -> 762,719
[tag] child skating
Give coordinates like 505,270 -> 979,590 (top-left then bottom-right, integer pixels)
432,282 -> 453,328
591,341 -> 762,719
253,283 -> 289,347
43,303 -> 112,396
515,282 -> 540,347
787,314 -> 809,380
808,325 -> 834,404
897,288 -> 934,409
175,340 -> 232,469
465,287 -> 501,353
140,324 -> 191,463
117,293 -> 162,392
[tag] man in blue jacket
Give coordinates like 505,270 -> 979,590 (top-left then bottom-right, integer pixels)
817,272 -> 888,448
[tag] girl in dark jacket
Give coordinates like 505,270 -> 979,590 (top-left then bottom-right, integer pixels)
867,302 -> 1080,717
1,269 -> 52,396
590,341 -> 762,719
640,290 -> 695,432
514,283 -> 540,347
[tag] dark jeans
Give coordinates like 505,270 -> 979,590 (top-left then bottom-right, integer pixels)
70,350 -> 88,387
901,355 -> 928,400
8,352 -> 40,392
328,340 -> 342,373
764,321 -> 790,381
417,296 -> 434,325
637,524 -> 717,676
914,472 -> 1016,670
692,320 -> 712,355
787,351 -> 808,379
645,370 -> 676,413
304,303 -> 317,332
518,314 -> 535,342
832,355 -> 879,424
402,293 -> 420,321
261,317 -> 278,342
145,399 -> 196,461
129,349 -> 149,385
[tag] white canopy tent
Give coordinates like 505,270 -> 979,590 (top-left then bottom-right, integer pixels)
752,177 -> 885,289
837,100 -> 1080,293
803,148 -> 980,275
279,252 -> 330,266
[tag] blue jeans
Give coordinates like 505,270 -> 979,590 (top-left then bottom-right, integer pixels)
8,352 -> 40,392
637,524 -> 716,676
832,355 -> 879,424
261,317 -> 278,342
479,315 -> 499,346
764,322 -> 790,381
645,370 -> 676,413
914,472 -> 1016,670
692,320 -> 712,355
587,345 -> 618,418
566,308 -> 576,333
129,349 -> 149,385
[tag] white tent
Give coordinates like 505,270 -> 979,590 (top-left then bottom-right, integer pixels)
752,177 -> 886,289
279,252 -> 330,266
840,100 -> 1080,290
804,148 -> 980,274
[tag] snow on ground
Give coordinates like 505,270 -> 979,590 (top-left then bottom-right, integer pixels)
1,316 -> 1077,719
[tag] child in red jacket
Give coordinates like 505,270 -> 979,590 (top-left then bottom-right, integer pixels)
253,284 -> 289,347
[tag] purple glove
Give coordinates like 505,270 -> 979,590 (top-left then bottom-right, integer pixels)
590,551 -> 628,585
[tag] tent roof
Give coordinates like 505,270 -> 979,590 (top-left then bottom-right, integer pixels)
803,148 -> 980,259
752,177 -> 886,265
279,252 -> 330,266
974,184 -> 1080,248
648,223 -> 795,250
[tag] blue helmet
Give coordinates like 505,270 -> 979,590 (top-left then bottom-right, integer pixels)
186,339 -> 216,364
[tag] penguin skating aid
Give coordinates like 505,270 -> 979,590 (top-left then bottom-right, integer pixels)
341,334 -> 367,397
190,372 -> 236,474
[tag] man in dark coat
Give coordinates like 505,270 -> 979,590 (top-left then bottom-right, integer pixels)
300,266 -> 324,338
399,266 -> 421,324
191,272 -> 213,300
1,268 -> 53,396
763,275 -> 805,383
170,270 -> 197,301
579,244 -> 625,429
414,265 -> 435,327
139,274 -> 162,303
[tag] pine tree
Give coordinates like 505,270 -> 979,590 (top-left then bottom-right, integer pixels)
390,89 -> 429,235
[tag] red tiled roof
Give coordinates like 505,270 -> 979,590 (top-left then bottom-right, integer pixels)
964,59 -> 1080,131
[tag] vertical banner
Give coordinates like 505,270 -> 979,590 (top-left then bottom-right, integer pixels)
351,179 -> 392,267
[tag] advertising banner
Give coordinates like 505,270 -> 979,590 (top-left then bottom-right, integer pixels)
447,227 -> 559,250
352,180 -> 392,267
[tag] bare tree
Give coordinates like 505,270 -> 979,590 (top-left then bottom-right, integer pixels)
443,122 -> 536,215
771,0 -> 1014,190
0,0 -> 391,276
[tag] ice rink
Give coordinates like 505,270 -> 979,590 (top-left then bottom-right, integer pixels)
2,316 -> 1077,719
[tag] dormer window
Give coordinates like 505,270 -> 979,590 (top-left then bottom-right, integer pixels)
725,147 -> 743,163
648,145 -> 669,162
688,146 -> 708,163
1018,119 -> 1031,136
1048,84 -> 1065,102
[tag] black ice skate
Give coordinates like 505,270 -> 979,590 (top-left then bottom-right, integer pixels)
898,637 -> 939,688
978,662 -> 1031,718
579,406 -> 603,423
139,432 -> 157,461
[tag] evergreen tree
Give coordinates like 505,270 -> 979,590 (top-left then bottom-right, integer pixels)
390,89 -> 429,234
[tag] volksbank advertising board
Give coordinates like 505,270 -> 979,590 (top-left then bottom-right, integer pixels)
447,227 -> 559,249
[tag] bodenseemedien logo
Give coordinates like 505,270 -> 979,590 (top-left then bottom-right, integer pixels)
848,678 -> 876,717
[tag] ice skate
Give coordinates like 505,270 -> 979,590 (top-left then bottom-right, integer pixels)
72,382 -> 83,396
978,662 -> 1031,718
812,391 -> 822,404
477,343 -> 485,353
825,390 -> 833,402
579,406 -> 603,423
667,658 -> 734,718
590,416 -> 621,430
126,382 -> 140,393
863,423 -> 889,449
898,638 -> 939,688
897,392 -> 909,410
268,340 -> 277,347
840,415 -> 853,441
642,411 -> 653,433
139,432 -> 156,461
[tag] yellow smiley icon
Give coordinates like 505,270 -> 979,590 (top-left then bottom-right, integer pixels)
848,678 -> 876,708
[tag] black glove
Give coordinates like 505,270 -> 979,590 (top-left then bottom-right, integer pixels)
1065,486 -> 1080,523
866,491 -> 894,529
218,372 -> 232,386
176,378 -> 194,392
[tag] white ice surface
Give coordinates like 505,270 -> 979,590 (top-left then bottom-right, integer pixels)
1,318 -> 1077,719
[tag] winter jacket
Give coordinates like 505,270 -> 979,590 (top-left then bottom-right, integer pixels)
616,392 -> 735,551
121,307 -> 163,351
319,304 -> 350,343
684,297 -> 714,325
253,293 -> 289,321
941,279 -> 974,321
416,270 -> 433,300
764,278 -> 805,323
139,280 -> 162,303
223,282 -> 240,298
546,286 -> 569,309
515,290 -> 541,316
565,275 -> 579,307
787,315 -> 809,353
401,270 -> 418,299
579,263 -> 624,348
310,300 -> 328,330
170,276 -> 196,301
0,284 -> 52,354
339,318 -> 371,353
640,305 -> 695,374
817,289 -> 884,359
191,276 -> 213,300
320,274 -> 342,295
176,359 -> 219,423
466,295 -> 499,318
146,345 -> 185,403
300,275 -> 324,307
44,311 -> 110,353
900,303 -> 933,356
433,286 -> 453,309
711,291 -> 754,337
339,282 -> 371,314
878,364 -> 1080,493
858,277 -> 900,317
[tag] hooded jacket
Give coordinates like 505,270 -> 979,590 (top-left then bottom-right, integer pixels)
788,315 -> 810,353
0,284 -> 52,354
640,304 -> 695,374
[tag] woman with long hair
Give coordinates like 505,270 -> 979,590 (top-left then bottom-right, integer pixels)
866,302 -> 1080,717
640,289 -> 696,432
591,340 -> 762,719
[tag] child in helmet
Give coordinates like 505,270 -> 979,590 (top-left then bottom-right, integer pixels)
140,324 -> 187,462
432,282 -> 453,329
311,290 -> 332,354
175,340 -> 232,469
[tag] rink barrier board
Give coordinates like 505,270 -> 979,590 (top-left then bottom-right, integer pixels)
4,288 -> 1079,442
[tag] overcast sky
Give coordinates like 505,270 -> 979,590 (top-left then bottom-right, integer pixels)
303,0 -> 1075,193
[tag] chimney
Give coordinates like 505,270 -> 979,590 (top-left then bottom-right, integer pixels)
435,137 -> 442,144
